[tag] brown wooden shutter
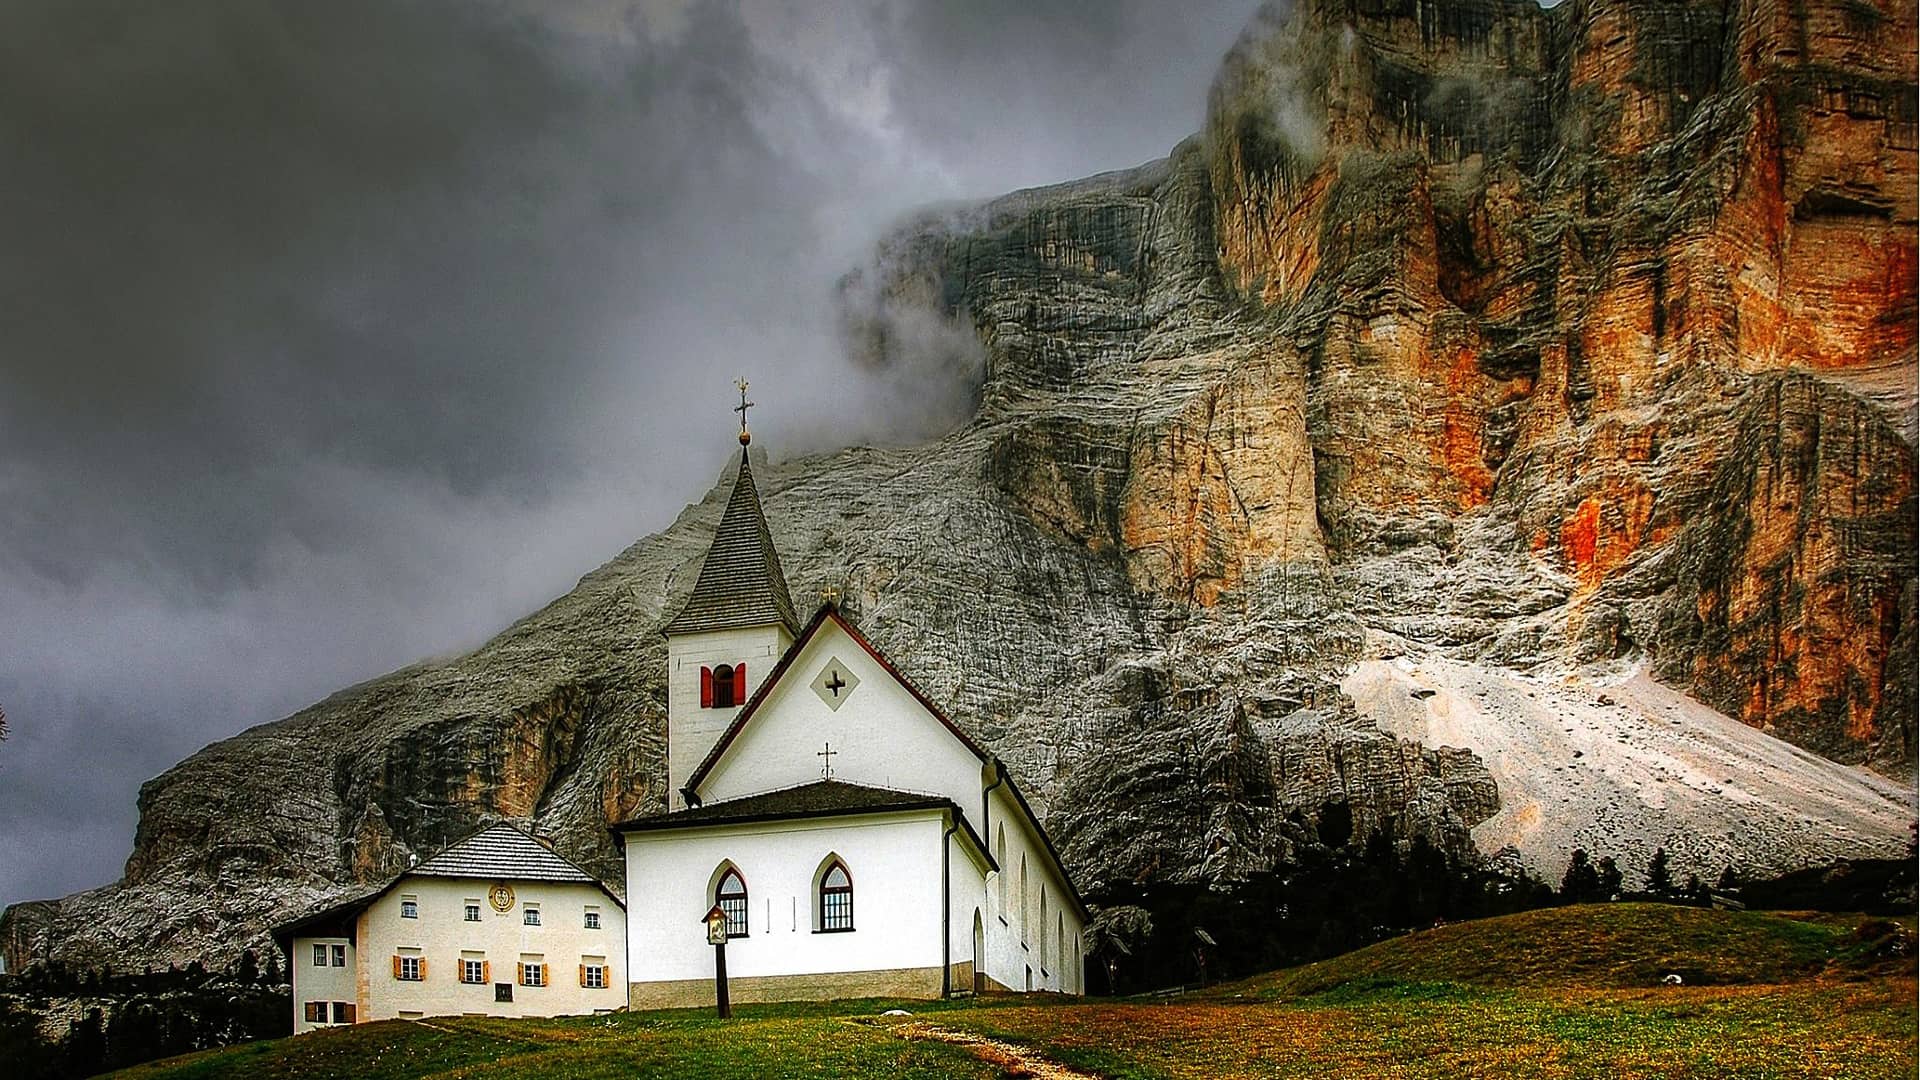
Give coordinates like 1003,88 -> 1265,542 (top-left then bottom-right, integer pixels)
578,964 -> 587,987
540,962 -> 549,986
482,960 -> 491,983
732,663 -> 747,703
390,955 -> 400,979
419,958 -> 428,980
700,666 -> 713,707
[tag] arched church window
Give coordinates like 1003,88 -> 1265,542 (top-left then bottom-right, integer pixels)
1019,855 -> 1029,945
818,860 -> 853,931
995,826 -> 1007,918
711,664 -> 737,709
1039,887 -> 1049,972
715,867 -> 748,936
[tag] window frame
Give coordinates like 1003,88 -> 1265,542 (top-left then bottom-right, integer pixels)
583,907 -> 601,930
331,1001 -> 355,1024
711,663 -> 737,708
304,1001 -> 326,1024
399,896 -> 418,919
464,901 -> 481,923
460,959 -> 487,985
522,904 -> 541,927
312,944 -> 327,968
519,961 -> 547,987
817,859 -> 854,933
397,955 -> 423,982
330,944 -> 346,967
715,867 -> 749,937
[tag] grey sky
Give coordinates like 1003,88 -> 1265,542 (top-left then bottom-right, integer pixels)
0,0 -> 1260,909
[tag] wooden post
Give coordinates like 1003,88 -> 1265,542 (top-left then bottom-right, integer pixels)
703,905 -> 732,1019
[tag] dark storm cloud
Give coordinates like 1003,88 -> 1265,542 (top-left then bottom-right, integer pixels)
0,0 -> 1260,909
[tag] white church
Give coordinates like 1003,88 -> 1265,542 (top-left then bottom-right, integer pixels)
612,417 -> 1087,1007
279,406 -> 1085,1027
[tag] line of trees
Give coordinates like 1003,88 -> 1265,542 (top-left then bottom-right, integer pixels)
1086,835 -> 1918,994
0,949 -> 289,1079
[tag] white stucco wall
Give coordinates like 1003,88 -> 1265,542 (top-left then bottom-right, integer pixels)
624,810 -> 993,987
290,936 -> 357,1034
338,875 -> 624,1023
694,620 -> 984,814
683,615 -> 1086,995
980,784 -> 1084,993
666,623 -> 791,808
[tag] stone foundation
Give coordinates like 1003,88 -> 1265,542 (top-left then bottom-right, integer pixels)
628,965 -> 944,1010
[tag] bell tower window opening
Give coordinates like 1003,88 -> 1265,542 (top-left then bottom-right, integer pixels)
703,663 -> 748,709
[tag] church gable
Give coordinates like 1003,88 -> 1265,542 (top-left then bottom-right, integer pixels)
686,606 -> 988,806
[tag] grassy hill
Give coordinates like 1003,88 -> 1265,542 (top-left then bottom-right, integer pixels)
110,905 -> 1917,1080
1213,903 -> 1915,998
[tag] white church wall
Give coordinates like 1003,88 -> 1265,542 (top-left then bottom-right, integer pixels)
666,623 -> 791,808
624,810 -> 960,1006
695,621 -> 983,813
353,876 -> 624,1023
980,784 -> 1085,993
290,936 -> 356,1033
945,828 -> 990,993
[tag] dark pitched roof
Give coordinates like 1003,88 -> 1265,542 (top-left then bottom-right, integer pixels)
613,780 -> 950,832
411,822 -> 598,883
613,780 -> 995,871
682,602 -> 990,794
269,888 -> 386,949
270,823 -> 620,948
662,449 -> 799,636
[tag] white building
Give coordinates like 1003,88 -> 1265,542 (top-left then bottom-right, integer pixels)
275,823 -> 626,1032
613,432 -> 1087,1008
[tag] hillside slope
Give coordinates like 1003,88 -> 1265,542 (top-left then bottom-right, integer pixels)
98,906 -> 1919,1080
7,0 -> 1915,970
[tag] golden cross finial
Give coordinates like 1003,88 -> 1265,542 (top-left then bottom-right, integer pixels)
820,586 -> 841,605
733,378 -> 753,446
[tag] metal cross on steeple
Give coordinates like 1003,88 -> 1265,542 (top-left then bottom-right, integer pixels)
733,378 -> 754,446
817,742 -> 837,780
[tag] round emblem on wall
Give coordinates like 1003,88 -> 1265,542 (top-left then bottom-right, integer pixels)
488,882 -> 515,913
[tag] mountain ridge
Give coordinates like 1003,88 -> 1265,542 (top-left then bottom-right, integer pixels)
5,0 -> 1914,971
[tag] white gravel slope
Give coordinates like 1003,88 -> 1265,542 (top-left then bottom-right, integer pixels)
1343,651 -> 1916,883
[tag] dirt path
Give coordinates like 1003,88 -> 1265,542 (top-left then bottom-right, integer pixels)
875,1019 -> 1100,1080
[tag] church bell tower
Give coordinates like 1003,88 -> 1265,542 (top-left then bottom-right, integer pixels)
661,380 -> 799,809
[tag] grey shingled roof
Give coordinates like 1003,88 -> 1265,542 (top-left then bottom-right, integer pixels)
410,823 -> 597,883
662,449 -> 800,636
613,780 -> 950,832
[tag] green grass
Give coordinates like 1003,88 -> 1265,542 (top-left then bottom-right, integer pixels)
109,907 -> 1918,1080
110,1002 -> 1005,1080
1205,903 -> 1912,999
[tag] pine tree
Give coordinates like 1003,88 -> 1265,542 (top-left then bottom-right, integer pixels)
1560,850 -> 1600,903
64,1008 -> 107,1077
1595,856 -> 1623,900
1645,848 -> 1673,897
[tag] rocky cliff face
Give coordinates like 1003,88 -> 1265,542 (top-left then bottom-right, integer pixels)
6,0 -> 1914,971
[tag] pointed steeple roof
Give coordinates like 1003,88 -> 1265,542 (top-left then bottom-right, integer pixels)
663,448 -> 800,636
